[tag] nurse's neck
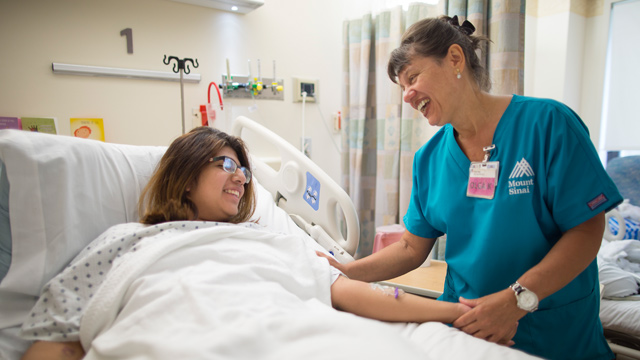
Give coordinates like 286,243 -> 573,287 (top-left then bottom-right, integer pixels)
453,93 -> 511,141
453,93 -> 512,162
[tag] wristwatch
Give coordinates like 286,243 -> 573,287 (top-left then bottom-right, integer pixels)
510,281 -> 538,312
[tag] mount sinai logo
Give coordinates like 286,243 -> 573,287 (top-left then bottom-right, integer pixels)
508,158 -> 534,195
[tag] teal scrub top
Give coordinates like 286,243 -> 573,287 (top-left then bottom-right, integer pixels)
404,95 -> 622,360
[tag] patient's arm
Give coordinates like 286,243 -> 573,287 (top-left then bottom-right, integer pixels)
21,341 -> 84,360
331,276 -> 517,345
330,275 -> 468,324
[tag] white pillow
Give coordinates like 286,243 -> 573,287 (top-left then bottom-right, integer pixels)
250,176 -> 309,239
0,130 -> 166,328
0,160 -> 11,281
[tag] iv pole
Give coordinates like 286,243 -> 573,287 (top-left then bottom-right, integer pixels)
163,55 -> 199,134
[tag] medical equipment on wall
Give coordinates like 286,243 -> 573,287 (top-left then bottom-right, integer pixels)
220,58 -> 284,100
200,81 -> 224,127
301,91 -> 310,157
163,55 -> 199,134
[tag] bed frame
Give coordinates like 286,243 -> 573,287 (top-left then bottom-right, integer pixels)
608,341 -> 640,360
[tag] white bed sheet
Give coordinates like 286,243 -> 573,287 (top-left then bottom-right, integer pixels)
0,326 -> 30,360
601,298 -> 640,338
76,223 -> 538,360
598,237 -> 640,347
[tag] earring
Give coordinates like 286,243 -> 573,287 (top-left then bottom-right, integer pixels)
456,69 -> 462,79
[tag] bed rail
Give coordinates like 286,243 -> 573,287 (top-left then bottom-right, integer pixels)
231,116 -> 359,263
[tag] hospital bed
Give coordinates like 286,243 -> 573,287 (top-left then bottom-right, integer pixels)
601,209 -> 640,359
0,117 -> 540,359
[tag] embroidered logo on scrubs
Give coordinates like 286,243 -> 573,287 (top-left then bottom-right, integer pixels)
508,158 -> 535,195
587,193 -> 608,210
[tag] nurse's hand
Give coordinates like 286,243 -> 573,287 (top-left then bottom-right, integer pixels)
452,289 -> 525,346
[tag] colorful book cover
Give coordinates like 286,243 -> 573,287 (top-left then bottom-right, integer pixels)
0,117 -> 21,130
70,118 -> 104,141
20,117 -> 57,134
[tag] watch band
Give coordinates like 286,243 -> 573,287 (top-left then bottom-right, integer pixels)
510,282 -> 525,294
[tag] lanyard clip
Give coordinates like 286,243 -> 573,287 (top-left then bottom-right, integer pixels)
482,144 -> 496,163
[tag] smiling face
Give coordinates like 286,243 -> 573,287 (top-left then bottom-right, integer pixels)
186,146 -> 248,222
397,54 -> 459,127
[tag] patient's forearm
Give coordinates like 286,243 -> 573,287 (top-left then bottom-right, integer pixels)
21,341 -> 85,360
331,276 -> 468,324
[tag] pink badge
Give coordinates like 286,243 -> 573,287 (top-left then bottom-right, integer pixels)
467,162 -> 499,199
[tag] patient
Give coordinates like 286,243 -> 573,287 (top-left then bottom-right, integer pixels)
21,127 -> 496,360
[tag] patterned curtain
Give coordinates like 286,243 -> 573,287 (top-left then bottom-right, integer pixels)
342,1 -> 525,259
448,0 -> 526,95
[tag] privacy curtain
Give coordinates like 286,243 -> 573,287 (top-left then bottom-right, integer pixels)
342,0 -> 525,259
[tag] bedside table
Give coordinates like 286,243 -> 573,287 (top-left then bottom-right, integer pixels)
378,260 -> 447,299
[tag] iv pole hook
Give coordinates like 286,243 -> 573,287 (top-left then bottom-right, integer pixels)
163,55 -> 199,134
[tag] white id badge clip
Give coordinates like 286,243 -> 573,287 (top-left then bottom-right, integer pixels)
467,145 -> 499,199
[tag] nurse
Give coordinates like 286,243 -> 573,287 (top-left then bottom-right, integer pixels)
320,15 -> 622,360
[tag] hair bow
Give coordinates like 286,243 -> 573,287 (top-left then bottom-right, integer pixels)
449,15 -> 476,36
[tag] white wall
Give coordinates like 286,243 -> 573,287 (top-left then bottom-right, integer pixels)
0,0 -> 346,182
525,11 -> 571,102
525,0 -> 623,148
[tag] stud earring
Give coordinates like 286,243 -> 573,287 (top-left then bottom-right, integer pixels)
456,69 -> 462,79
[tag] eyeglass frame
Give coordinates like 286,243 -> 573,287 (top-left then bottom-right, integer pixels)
208,156 -> 252,184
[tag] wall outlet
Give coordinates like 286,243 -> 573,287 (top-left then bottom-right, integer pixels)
292,77 -> 317,102
302,137 -> 312,158
192,108 -> 201,127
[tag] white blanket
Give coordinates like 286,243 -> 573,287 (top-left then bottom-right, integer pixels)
79,225 -> 538,360
599,239 -> 640,298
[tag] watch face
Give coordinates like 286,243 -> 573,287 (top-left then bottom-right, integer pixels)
518,291 -> 538,311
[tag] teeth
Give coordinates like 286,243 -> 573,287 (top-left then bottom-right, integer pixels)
418,99 -> 430,112
225,190 -> 240,197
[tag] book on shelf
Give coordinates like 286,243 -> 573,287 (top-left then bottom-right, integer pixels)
0,117 -> 21,130
21,117 -> 58,134
70,118 -> 104,141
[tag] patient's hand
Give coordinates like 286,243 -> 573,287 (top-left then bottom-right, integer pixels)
456,302 -> 472,318
21,340 -> 85,360
316,251 -> 345,272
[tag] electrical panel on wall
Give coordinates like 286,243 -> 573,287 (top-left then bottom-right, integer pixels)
293,77 -> 318,103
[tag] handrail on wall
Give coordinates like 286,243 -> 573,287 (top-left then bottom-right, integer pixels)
51,63 -> 201,83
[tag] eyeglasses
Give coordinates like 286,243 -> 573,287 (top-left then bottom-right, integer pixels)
209,156 -> 252,184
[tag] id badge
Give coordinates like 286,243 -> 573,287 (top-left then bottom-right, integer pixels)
467,161 -> 499,199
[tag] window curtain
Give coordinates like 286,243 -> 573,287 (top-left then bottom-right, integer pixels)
341,0 -> 525,259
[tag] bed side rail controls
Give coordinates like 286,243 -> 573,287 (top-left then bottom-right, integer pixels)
290,214 -> 355,264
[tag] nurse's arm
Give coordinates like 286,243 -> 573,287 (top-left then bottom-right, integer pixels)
317,230 -> 436,282
453,211 -> 606,343
511,210 -> 605,300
